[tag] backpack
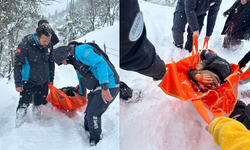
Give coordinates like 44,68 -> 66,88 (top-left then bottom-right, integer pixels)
68,41 -> 110,62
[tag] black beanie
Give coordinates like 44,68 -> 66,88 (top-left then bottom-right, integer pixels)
38,20 -> 49,27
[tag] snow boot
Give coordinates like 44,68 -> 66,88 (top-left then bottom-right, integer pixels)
124,90 -> 142,103
120,81 -> 133,100
15,106 -> 27,128
32,105 -> 41,121
89,134 -> 103,146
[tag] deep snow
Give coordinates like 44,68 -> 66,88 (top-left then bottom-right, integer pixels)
120,0 -> 250,150
0,25 -> 119,150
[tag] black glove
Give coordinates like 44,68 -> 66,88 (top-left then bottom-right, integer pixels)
239,59 -> 246,69
223,10 -> 230,17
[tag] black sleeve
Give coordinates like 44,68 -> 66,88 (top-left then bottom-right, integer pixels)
206,0 -> 222,36
120,0 -> 166,80
14,42 -> 27,88
49,46 -> 55,82
51,29 -> 59,46
223,0 -> 240,17
239,50 -> 250,69
184,0 -> 199,32
187,69 -> 198,83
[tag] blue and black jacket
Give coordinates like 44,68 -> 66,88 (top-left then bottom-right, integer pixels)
14,34 -> 55,88
53,44 -> 119,96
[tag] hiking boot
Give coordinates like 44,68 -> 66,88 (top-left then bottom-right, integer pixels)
125,90 -> 142,103
120,81 -> 133,100
16,107 -> 27,128
89,135 -> 102,146
90,140 -> 97,146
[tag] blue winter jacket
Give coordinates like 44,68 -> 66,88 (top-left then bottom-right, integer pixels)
53,44 -> 119,96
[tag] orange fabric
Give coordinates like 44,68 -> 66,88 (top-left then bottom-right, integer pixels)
203,37 -> 208,50
192,37 -> 199,55
159,50 -> 241,122
240,68 -> 250,80
192,99 -> 211,124
46,84 -> 88,110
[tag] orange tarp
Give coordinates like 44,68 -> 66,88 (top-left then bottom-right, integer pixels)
46,84 -> 88,110
159,46 -> 241,124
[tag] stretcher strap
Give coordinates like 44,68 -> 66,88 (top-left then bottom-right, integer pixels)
192,37 -> 198,56
192,99 -> 211,124
203,37 -> 208,50
240,68 -> 250,80
212,110 -> 223,117
48,84 -> 73,110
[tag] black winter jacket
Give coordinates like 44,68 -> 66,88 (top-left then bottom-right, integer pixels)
51,29 -> 59,46
239,50 -> 250,69
200,55 -> 231,83
221,0 -> 250,40
176,0 -> 222,36
120,0 -> 166,80
14,34 -> 55,88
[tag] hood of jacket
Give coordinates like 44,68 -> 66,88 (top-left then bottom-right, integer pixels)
53,45 -> 75,65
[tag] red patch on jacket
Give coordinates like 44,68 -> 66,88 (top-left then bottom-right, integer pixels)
17,48 -> 21,53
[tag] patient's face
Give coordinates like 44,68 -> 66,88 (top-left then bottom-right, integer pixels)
62,89 -> 67,93
62,59 -> 67,65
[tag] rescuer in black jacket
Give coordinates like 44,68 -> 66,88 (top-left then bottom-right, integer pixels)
120,0 -> 166,81
14,24 -> 55,128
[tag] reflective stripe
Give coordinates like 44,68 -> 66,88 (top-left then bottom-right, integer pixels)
93,84 -> 119,92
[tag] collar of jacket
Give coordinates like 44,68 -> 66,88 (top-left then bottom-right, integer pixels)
32,33 -> 43,50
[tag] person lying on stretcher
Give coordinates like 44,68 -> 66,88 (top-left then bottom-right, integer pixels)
58,86 -> 87,99
187,50 -> 231,92
59,86 -> 79,97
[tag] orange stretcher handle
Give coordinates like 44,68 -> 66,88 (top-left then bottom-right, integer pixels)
203,37 -> 208,50
48,84 -> 73,110
192,37 -> 198,56
192,99 -> 211,124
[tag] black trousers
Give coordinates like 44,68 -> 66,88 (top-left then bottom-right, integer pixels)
229,101 -> 250,130
172,11 -> 206,52
84,88 -> 119,143
16,81 -> 48,111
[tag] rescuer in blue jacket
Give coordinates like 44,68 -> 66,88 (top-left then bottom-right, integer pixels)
53,41 -> 119,146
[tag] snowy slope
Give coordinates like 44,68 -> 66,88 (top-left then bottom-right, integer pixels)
0,24 -> 119,150
120,1 -> 250,150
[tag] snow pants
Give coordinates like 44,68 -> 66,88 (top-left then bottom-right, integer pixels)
229,101 -> 250,130
84,87 -> 119,143
172,11 -> 206,52
120,0 -> 166,80
16,81 -> 48,112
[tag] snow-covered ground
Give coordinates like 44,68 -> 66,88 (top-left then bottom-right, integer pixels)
120,1 -> 250,150
0,25 -> 119,150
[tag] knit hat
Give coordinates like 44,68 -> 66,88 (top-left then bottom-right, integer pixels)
38,20 -> 49,26
201,49 -> 217,61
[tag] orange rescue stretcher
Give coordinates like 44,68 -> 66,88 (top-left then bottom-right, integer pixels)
46,84 -> 88,110
159,38 -> 247,124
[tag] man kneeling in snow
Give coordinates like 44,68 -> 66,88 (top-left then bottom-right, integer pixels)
187,50 -> 231,92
